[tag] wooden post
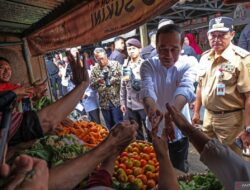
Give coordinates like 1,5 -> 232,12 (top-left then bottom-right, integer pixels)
139,24 -> 148,48
22,38 -> 35,84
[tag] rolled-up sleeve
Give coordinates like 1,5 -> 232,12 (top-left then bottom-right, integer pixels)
200,139 -> 250,190
120,80 -> 127,106
140,61 -> 157,101
174,63 -> 196,103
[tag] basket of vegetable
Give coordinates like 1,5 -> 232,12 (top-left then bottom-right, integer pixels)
178,171 -> 226,190
57,121 -> 109,148
112,140 -> 159,190
20,134 -> 90,168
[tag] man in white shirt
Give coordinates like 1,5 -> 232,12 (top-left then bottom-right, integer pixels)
140,24 -> 197,172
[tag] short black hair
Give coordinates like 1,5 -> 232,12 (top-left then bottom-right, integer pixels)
114,36 -> 125,42
0,57 -> 10,64
156,24 -> 184,45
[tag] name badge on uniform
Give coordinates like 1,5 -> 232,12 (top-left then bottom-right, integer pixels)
216,83 -> 225,96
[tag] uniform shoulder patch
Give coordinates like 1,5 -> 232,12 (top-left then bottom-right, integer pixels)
201,49 -> 212,56
233,45 -> 250,58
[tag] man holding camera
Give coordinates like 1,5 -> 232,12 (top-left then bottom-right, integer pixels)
91,48 -> 123,130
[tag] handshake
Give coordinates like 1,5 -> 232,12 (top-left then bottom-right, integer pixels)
149,103 -> 191,142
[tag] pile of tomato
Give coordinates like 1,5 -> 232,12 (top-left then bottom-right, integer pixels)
113,141 -> 159,190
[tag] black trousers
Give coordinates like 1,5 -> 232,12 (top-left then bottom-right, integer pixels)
127,108 -> 151,141
168,137 -> 189,173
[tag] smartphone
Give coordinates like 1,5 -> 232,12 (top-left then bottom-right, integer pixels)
234,138 -> 244,150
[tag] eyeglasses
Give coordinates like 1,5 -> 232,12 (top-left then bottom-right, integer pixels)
208,32 -> 230,40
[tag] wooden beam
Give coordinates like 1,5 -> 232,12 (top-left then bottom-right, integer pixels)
0,41 -> 23,47
139,24 -> 148,48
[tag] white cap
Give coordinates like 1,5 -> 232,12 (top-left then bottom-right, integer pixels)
158,19 -> 174,29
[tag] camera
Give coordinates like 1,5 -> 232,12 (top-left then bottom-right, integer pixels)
102,70 -> 111,87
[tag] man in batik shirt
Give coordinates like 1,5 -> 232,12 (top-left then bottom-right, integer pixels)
91,48 -> 123,130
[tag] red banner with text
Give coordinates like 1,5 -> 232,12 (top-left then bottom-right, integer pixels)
27,0 -> 178,56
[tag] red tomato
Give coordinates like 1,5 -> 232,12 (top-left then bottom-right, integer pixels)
140,153 -> 150,160
149,153 -> 156,159
128,175 -> 135,183
121,156 -> 129,163
119,163 -> 127,170
147,179 -> 156,188
148,160 -> 154,166
152,158 -> 158,165
144,164 -> 156,172
140,159 -> 147,167
133,167 -> 143,176
121,151 -> 128,157
132,153 -> 141,160
137,174 -> 148,184
126,145 -> 133,153
133,160 -> 141,167
145,171 -> 155,179
126,168 -> 133,175
132,147 -> 140,154
118,173 -> 128,183
143,146 -> 153,154
133,178 -> 143,189
124,159 -> 133,169
138,143 -> 146,151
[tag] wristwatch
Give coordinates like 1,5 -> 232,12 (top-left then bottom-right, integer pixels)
245,126 -> 250,133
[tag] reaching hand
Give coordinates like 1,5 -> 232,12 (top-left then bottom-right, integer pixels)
12,86 -> 34,98
192,112 -> 200,125
71,52 -> 89,85
151,109 -> 163,137
32,83 -> 47,100
148,106 -> 163,125
110,120 -> 138,153
166,103 -> 192,133
165,112 -> 176,142
151,113 -> 168,161
237,130 -> 250,149
2,155 -> 49,190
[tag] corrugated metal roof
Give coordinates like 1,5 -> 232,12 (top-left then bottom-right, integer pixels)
0,0 -> 89,36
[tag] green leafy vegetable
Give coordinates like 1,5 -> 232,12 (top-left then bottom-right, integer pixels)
179,172 -> 226,190
23,134 -> 90,167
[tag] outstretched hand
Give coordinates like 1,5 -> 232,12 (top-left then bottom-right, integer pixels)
1,154 -> 49,190
71,52 -> 89,85
32,83 -> 47,100
12,86 -> 34,98
166,103 -> 192,133
151,109 -> 163,137
150,112 -> 168,161
237,130 -> 250,149
110,120 -> 138,153
165,111 -> 176,142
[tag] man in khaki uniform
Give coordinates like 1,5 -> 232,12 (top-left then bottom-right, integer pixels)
192,16 -> 250,154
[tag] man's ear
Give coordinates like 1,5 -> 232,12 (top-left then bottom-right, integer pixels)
230,31 -> 236,39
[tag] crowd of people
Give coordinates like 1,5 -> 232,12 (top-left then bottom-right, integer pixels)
0,15 -> 250,190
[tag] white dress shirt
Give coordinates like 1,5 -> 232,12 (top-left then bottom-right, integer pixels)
140,55 -> 197,140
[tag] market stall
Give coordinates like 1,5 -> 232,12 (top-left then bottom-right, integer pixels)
0,0 -> 247,189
